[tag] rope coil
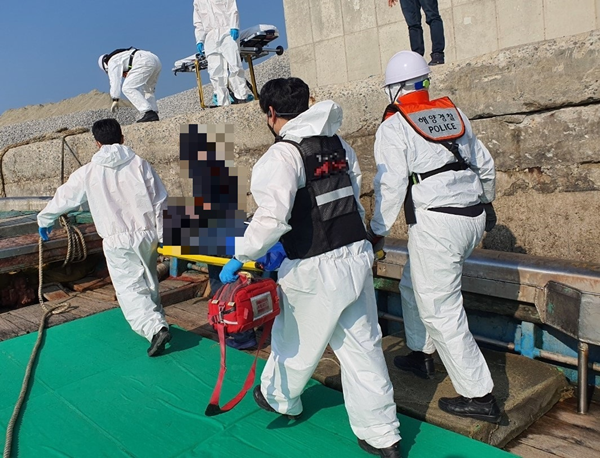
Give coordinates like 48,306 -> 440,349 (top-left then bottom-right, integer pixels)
3,216 -> 87,458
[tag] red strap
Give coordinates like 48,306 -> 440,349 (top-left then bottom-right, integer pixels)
205,320 -> 274,416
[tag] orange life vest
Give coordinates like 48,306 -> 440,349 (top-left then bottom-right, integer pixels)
382,91 -> 465,143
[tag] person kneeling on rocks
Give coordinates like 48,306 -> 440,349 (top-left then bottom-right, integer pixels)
98,48 -> 162,122
37,118 -> 171,356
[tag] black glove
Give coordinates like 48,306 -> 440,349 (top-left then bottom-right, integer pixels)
366,226 -> 385,254
483,203 -> 497,232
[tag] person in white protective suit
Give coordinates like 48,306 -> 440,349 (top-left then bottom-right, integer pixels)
219,78 -> 402,458
37,119 -> 171,357
193,0 -> 252,107
368,50 -> 501,423
98,48 -> 162,122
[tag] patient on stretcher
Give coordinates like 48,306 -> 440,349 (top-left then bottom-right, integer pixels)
162,124 -> 247,256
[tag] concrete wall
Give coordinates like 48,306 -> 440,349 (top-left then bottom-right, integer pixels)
2,31 -> 600,264
284,0 -> 600,89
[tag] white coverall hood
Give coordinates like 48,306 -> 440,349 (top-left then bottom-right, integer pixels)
279,100 -> 343,140
92,144 -> 135,168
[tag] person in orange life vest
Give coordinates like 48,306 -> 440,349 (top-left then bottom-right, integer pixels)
367,50 -> 501,423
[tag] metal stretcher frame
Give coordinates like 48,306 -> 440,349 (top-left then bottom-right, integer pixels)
174,28 -> 284,109
158,245 -> 262,271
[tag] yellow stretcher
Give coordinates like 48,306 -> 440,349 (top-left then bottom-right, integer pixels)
158,245 -> 262,272
172,24 -> 284,109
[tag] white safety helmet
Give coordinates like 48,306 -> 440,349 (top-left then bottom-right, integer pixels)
384,51 -> 430,87
98,54 -> 108,73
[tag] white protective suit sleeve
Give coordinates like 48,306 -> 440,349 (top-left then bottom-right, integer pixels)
235,146 -> 299,263
458,109 -> 496,203
37,168 -> 88,228
143,161 -> 168,243
370,121 -> 410,236
107,60 -> 124,101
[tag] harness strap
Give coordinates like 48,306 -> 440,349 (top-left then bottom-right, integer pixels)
205,319 -> 274,416
128,49 -> 139,70
404,161 -> 470,225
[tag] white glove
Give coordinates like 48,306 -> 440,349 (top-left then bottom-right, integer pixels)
110,99 -> 119,113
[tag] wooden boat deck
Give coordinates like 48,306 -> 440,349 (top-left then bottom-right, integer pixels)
1,283 -> 599,457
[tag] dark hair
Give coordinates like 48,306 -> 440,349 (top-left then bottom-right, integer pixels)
92,118 -> 123,145
259,77 -> 309,120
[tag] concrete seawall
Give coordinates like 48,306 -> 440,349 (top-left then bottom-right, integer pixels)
2,31 -> 599,263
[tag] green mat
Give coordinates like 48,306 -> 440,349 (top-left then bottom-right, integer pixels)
0,309 -> 515,457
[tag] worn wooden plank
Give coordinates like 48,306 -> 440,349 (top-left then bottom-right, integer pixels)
68,276 -> 112,292
42,283 -> 70,301
7,305 -> 44,325
161,282 -> 204,307
1,313 -> 38,337
544,397 -> 600,428
0,314 -> 26,341
503,443 -> 559,458
159,279 -> 190,292
506,430 -> 599,458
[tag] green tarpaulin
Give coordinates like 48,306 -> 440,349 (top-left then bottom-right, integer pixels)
0,309 -> 515,457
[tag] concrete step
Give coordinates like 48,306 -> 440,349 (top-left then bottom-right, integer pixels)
310,332 -> 569,448
382,333 -> 569,448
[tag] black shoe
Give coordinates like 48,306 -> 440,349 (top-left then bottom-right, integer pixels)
438,394 -> 502,423
429,52 -> 445,66
393,351 -> 435,379
147,327 -> 171,356
357,439 -> 401,458
252,385 -> 300,420
137,110 -> 159,122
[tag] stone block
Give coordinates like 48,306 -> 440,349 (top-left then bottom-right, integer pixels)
340,0 -> 376,34
309,0 -> 344,42
483,189 -> 600,261
382,334 -> 569,447
544,0 -> 596,40
453,0 -> 499,61
282,0 -> 314,48
378,21 -> 410,76
345,28 -> 382,82
374,0 -> 404,27
497,0 -> 544,49
315,36 -> 348,86
473,104 -> 600,171
433,30 -> 600,118
288,44 -> 318,89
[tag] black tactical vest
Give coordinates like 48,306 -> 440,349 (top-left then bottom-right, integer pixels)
279,135 -> 367,260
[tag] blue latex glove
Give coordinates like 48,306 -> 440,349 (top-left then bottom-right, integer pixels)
230,28 -> 239,40
38,226 -> 52,241
220,258 -> 243,283
255,242 -> 286,271
196,42 -> 204,54
158,242 -> 163,249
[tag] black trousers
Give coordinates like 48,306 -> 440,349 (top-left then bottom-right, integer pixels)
400,0 -> 445,55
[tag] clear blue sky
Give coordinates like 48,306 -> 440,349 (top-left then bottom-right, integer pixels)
0,0 -> 287,114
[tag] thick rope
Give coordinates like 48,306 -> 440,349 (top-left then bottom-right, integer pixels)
3,217 -> 85,458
